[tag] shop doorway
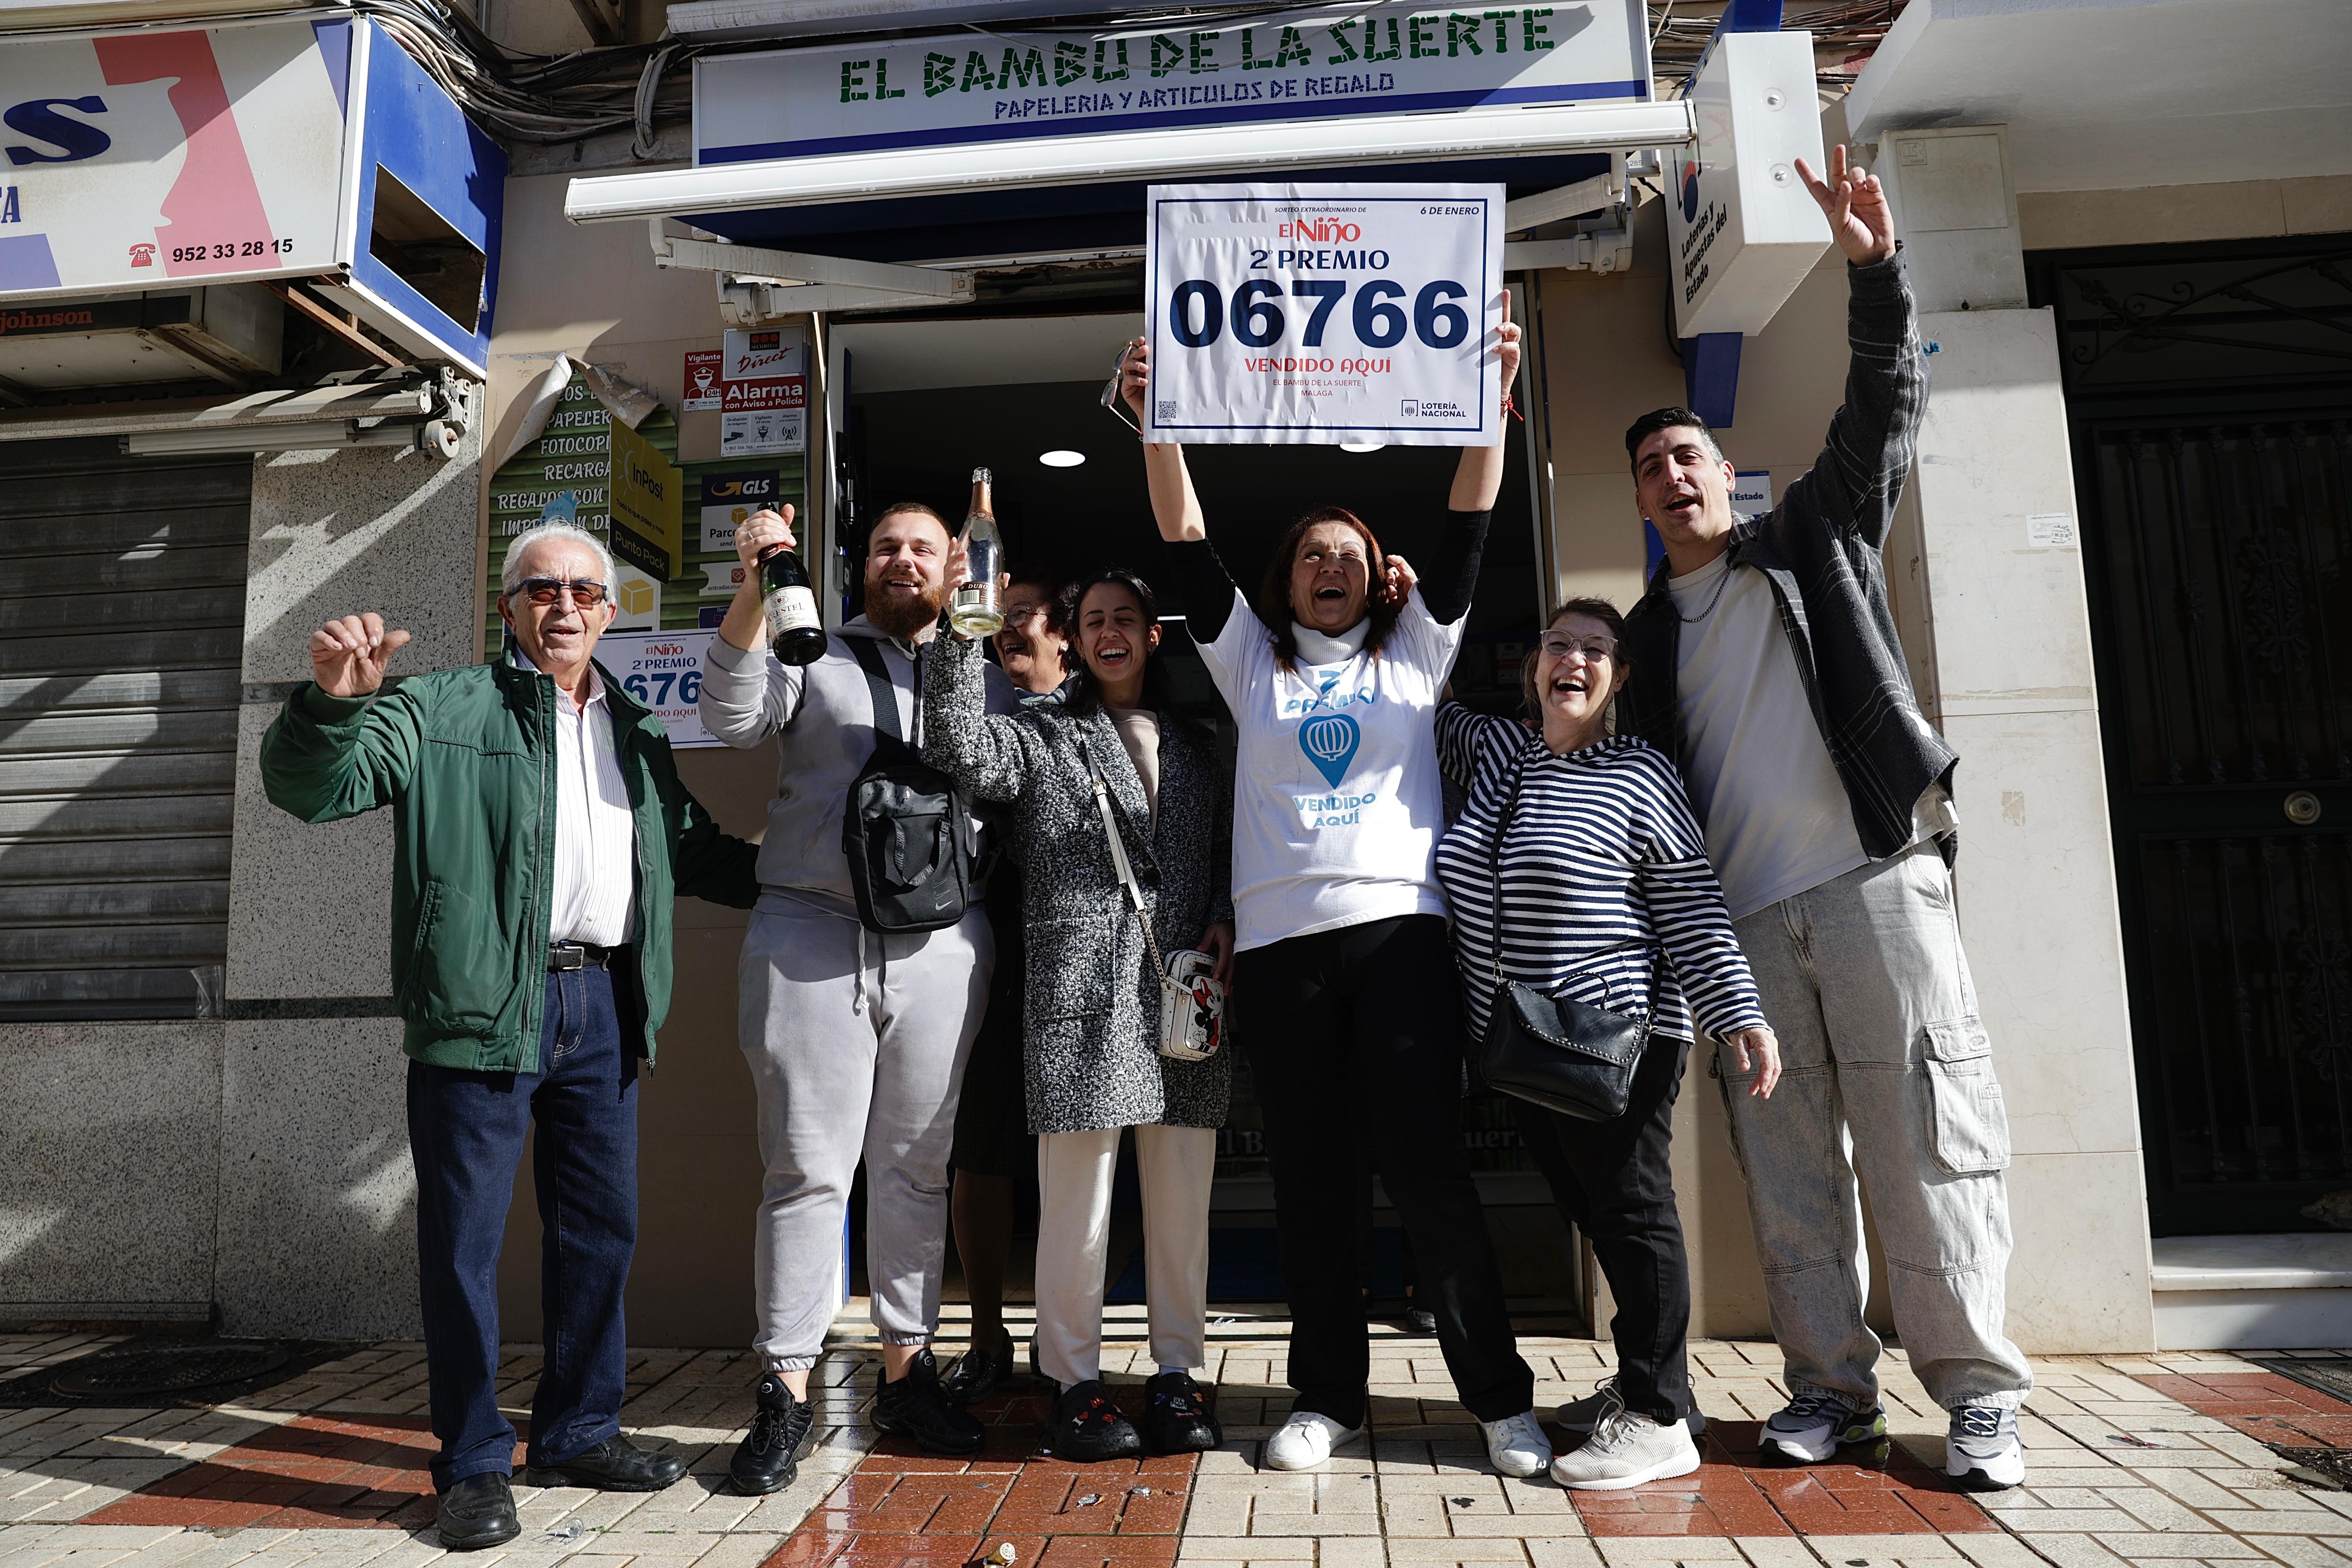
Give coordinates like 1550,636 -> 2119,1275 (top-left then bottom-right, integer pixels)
2032,235 -> 2352,1235
829,304 -> 1577,1307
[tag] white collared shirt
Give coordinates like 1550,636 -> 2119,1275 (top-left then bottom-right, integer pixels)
540,660 -> 639,945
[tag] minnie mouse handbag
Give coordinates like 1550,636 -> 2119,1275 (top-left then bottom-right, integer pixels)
1089,768 -> 1226,1062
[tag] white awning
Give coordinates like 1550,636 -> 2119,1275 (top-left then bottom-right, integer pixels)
565,99 -> 1695,226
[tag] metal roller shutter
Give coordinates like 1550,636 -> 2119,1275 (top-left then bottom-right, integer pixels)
0,437 -> 250,1020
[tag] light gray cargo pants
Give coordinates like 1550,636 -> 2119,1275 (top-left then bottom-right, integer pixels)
739,899 -> 993,1371
1719,843 -> 2034,1413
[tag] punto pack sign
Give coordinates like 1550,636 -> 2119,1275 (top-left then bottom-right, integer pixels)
694,0 -> 1651,164
0,18 -> 349,296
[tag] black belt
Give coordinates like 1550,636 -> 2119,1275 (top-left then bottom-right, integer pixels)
548,941 -> 619,972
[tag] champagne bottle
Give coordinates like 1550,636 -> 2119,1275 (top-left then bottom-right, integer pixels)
949,467 -> 1004,637
759,540 -> 827,666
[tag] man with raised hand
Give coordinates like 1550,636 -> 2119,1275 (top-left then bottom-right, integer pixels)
1617,145 -> 2034,1491
261,522 -> 759,1550
699,501 -> 1013,1495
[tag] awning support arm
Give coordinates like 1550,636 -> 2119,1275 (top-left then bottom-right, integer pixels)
1503,153 -> 1628,235
650,223 -> 970,298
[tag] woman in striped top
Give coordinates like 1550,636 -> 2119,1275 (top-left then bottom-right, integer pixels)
1434,596 -> 1781,1492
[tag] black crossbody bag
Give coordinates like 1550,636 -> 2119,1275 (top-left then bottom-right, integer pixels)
842,637 -> 980,934
1475,751 -> 1661,1122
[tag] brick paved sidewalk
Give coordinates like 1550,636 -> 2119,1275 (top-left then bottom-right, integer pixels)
1,1316 -> 2346,1568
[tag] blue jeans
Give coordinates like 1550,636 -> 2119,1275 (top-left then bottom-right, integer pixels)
407,965 -> 639,1490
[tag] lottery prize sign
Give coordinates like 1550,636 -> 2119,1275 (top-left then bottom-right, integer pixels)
1144,183 -> 1504,445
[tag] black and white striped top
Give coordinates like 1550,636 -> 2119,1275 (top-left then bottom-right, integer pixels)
1434,705 -> 1767,1044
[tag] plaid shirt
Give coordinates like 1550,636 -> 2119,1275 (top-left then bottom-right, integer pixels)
1621,249 -> 1957,865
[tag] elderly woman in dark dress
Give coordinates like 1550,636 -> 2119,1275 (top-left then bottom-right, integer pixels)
924,562 -> 1233,1463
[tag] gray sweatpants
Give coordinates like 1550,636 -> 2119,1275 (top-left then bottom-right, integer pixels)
739,900 -> 993,1371
1719,843 -> 2034,1413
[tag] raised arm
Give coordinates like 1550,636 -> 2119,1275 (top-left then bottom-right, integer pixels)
1780,145 -> 1920,551
700,508 -> 809,748
920,616 -> 1039,804
1434,699 -> 1512,788
1446,293 -> 1523,515
1120,339 -> 1207,543
261,612 -> 423,822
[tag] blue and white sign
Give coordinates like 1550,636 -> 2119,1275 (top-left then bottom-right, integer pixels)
598,629 -> 719,747
691,2 -> 1651,165
1144,181 -> 1504,445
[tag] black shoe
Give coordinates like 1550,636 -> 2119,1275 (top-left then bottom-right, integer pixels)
523,1433 -> 685,1492
1140,1371 -> 1221,1455
873,1349 -> 985,1455
436,1472 -> 520,1551
1048,1379 -> 1144,1462
1404,1308 -> 1436,1334
940,1336 -> 1015,1406
729,1373 -> 815,1495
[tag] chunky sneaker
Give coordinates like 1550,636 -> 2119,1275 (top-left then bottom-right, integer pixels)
1046,1379 -> 1143,1462
1141,1370 -> 1222,1455
1550,1396 -> 1702,1490
729,1373 -> 814,1495
872,1349 -> 985,1455
1761,1392 -> 1887,1464
1557,1377 -> 1709,1439
1263,1410 -> 1363,1471
1479,1410 -> 1552,1478
1946,1404 -> 2026,1491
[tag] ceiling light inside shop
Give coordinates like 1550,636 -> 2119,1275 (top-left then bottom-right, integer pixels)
1339,441 -> 1385,454
1039,449 -> 1086,468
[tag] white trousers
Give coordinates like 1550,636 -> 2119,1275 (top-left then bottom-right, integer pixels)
1033,1124 -> 1216,1387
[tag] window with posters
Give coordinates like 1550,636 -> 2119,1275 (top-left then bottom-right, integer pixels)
483,373 -> 805,745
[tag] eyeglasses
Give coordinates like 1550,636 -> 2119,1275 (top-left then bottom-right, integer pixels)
1003,600 -> 1054,625
514,577 -> 609,607
1540,633 -> 1617,662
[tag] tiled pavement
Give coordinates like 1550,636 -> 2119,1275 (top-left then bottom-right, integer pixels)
1,1318 -> 2347,1568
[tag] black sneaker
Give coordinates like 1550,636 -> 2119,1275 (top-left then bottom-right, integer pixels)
1047,1378 -> 1143,1462
873,1349 -> 984,1455
940,1336 -> 1015,1406
435,1472 -> 520,1551
729,1373 -> 815,1495
1140,1371 -> 1221,1455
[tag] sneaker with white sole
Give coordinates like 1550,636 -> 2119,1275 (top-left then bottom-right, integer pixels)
1945,1404 -> 2025,1491
1761,1391 -> 1886,1463
1263,1410 -> 1362,1472
1549,1398 -> 1702,1491
1479,1410 -> 1551,1478
1556,1377 -> 1709,1439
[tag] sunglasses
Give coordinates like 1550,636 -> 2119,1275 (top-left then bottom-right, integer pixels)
514,577 -> 609,607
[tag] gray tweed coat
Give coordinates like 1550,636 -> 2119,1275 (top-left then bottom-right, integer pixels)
923,630 -> 1233,1135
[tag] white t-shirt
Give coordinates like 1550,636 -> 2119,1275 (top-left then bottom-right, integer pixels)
1195,589 -> 1462,951
1669,551 -> 1868,921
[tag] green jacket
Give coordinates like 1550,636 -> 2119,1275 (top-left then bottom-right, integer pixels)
260,653 -> 760,1071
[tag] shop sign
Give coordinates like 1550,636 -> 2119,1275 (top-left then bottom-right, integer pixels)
596,630 -> 720,747
694,0 -> 1651,164
683,348 -> 723,410
1732,470 -> 1771,515
718,326 -> 805,454
609,418 -> 684,584
1661,29 -> 1830,337
1143,181 -> 1504,446
700,468 -> 782,554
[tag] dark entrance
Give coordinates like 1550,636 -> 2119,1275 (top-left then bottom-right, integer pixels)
2031,234 -> 2352,1234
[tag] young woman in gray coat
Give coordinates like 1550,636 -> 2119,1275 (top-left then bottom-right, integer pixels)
924,565 -> 1233,1463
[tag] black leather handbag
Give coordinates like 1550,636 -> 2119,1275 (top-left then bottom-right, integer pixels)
1475,753 -> 1660,1122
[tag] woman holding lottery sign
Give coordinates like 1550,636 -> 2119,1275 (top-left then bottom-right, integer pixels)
1116,311 -> 1545,1479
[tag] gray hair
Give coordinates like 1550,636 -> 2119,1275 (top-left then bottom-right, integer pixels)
502,521 -> 617,594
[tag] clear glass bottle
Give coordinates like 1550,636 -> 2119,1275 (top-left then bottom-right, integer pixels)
948,467 -> 1003,637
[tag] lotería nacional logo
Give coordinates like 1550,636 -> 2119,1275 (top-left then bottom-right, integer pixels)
1680,153 -> 1702,224
1299,712 -> 1361,789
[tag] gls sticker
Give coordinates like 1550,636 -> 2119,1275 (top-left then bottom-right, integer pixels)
4,96 -> 112,166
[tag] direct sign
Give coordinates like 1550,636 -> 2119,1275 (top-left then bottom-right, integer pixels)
693,0 -> 1652,164
1143,181 -> 1504,446
1662,29 -> 1831,337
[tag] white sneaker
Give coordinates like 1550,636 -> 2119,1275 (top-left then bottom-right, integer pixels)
1549,1403 -> 1701,1491
1946,1405 -> 2025,1491
1761,1391 -> 1885,1463
1479,1410 -> 1552,1478
1557,1377 -> 1710,1438
1263,1410 -> 1362,1472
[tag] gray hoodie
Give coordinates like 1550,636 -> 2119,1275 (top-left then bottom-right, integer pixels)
699,615 -> 1016,916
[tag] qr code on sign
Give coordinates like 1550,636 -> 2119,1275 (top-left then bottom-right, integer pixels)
1157,401 -> 1178,422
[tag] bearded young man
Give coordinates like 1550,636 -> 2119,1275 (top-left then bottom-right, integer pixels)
699,501 -> 1015,1494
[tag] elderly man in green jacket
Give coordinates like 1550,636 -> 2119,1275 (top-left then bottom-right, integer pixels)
262,521 -> 758,1551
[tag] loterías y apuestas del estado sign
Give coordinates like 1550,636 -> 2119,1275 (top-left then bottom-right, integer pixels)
692,0 -> 1654,165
